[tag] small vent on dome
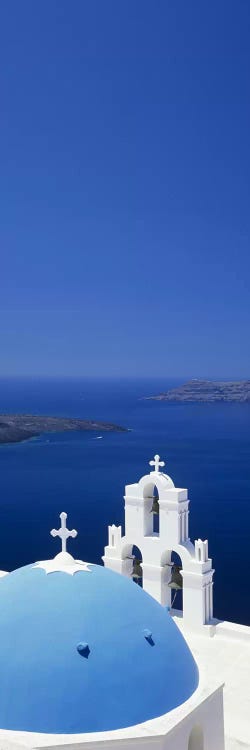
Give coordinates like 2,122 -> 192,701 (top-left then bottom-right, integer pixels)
77,642 -> 90,658
143,629 -> 155,646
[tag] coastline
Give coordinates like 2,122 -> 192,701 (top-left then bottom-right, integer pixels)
0,414 -> 127,446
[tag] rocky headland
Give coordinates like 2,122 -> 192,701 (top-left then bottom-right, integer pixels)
145,380 -> 250,402
0,415 -> 127,444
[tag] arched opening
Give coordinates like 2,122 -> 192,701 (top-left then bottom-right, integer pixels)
143,483 -> 160,537
161,550 -> 183,613
131,545 -> 143,587
151,486 -> 159,534
121,544 -> 143,585
169,551 -> 183,612
188,725 -> 204,750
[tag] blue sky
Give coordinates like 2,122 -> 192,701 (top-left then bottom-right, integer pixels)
1,1 -> 249,378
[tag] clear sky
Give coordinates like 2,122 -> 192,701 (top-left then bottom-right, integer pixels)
1,1 -> 249,378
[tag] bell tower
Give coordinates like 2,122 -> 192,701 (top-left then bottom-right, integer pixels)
103,454 -> 214,630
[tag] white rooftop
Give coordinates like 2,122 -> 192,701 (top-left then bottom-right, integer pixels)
173,615 -> 250,750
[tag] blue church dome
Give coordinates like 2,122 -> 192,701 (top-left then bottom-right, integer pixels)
0,553 -> 198,735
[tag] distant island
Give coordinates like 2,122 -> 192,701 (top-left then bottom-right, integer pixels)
0,415 -> 127,445
144,380 -> 250,403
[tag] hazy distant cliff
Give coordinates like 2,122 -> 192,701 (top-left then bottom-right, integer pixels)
145,380 -> 250,402
0,415 -> 127,444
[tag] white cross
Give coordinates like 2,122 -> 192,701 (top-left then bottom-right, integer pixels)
149,454 -> 165,473
50,512 -> 77,553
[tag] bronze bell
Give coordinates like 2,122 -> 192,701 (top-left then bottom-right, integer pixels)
133,558 -> 143,580
150,497 -> 159,515
168,564 -> 183,590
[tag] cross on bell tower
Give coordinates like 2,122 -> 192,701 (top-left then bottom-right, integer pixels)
149,454 -> 165,473
50,512 -> 77,553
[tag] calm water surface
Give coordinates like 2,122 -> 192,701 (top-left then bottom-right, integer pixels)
0,377 -> 249,624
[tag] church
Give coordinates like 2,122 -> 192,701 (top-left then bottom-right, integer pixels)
0,454 -> 249,750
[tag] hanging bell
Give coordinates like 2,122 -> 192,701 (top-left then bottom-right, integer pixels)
133,558 -> 143,580
168,564 -> 183,590
150,497 -> 159,515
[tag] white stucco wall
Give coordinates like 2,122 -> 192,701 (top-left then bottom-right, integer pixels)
0,683 -> 225,750
103,466 -> 214,629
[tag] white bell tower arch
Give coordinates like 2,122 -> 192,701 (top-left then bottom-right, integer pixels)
103,454 -> 214,630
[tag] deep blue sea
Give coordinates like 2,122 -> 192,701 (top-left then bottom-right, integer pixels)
0,377 -> 249,625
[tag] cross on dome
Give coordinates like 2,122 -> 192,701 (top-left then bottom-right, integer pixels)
149,454 -> 165,473
50,512 -> 77,553
33,512 -> 91,575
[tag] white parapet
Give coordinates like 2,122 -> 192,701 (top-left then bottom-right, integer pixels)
195,538 -> 209,562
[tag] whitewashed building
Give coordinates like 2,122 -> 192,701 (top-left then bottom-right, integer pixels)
103,454 -> 214,630
0,455 -> 249,750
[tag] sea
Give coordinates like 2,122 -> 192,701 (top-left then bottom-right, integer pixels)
0,376 -> 249,625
